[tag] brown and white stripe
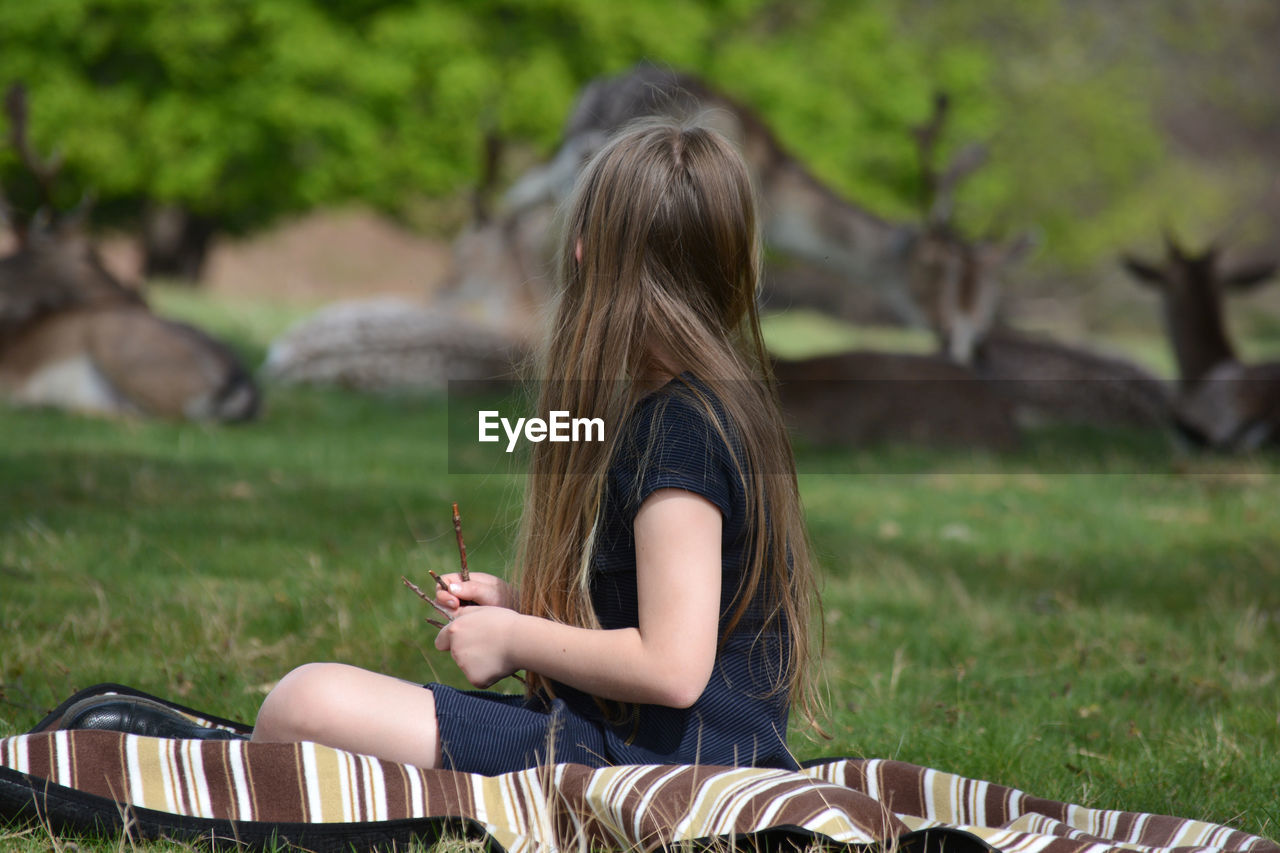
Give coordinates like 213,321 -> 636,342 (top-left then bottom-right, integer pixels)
804,759 -> 1277,853
2,733 -> 1275,853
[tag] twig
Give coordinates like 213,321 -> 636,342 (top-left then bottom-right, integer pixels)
451,502 -> 469,581
428,507 -> 525,686
401,576 -> 452,622
402,577 -> 524,683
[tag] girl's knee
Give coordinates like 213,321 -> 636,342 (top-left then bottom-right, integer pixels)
253,662 -> 346,743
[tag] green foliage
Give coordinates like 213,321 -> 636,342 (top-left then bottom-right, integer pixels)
896,0 -> 1278,269
0,0 -> 758,233
1,0 -> 1271,274
2,0 -> 408,230
706,3 -> 995,219
0,0 -> 1006,234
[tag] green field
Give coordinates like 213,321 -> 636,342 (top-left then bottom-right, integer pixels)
2,291 -> 1278,850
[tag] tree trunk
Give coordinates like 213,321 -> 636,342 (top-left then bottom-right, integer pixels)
141,203 -> 217,283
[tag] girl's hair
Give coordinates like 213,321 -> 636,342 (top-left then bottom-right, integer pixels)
514,119 -> 822,729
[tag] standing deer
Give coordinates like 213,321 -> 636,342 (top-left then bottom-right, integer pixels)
494,64 -> 1029,346
0,83 -> 259,422
1123,236 -> 1279,450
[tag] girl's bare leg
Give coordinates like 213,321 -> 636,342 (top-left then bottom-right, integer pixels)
251,662 -> 442,768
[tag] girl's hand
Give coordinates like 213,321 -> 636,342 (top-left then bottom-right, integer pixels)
435,607 -> 522,688
435,572 -> 515,614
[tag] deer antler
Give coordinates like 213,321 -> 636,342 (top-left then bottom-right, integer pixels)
911,93 -> 988,230
911,93 -> 948,223
4,82 -> 67,243
472,128 -> 503,226
930,142 -> 987,228
5,84 -> 63,195
1161,226 -> 1199,265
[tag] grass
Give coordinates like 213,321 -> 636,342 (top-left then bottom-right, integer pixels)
2,287 -> 1278,849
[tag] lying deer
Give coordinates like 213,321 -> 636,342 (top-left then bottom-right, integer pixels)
0,227 -> 260,421
1123,236 -> 1279,450
904,96 -> 1174,433
771,350 -> 1020,452
439,202 -> 556,346
929,243 -> 1174,431
262,297 -> 526,392
970,329 -> 1173,431
496,64 -> 1030,344
763,92 -> 1163,440
0,83 -> 259,422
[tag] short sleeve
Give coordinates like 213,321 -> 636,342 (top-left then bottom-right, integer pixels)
610,384 -> 739,523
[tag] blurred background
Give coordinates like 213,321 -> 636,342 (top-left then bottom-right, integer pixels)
5,5 -> 1280,834
2,0 -> 1277,346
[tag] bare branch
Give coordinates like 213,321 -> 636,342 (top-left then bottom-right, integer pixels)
401,575 -> 453,623
472,130 -> 503,225
452,502 -> 469,581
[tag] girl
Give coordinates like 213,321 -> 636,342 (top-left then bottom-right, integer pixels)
249,120 -> 821,773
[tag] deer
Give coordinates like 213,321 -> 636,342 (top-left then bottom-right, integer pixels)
431,66 -> 1037,451
968,329 -> 1175,431
760,95 -> 1026,451
439,199 -> 556,346
262,296 -> 527,392
1123,235 -> 1279,450
767,94 -> 1178,452
897,99 -> 1174,432
0,83 -> 259,422
936,244 -> 1174,432
491,64 -> 1031,349
259,130 -> 533,391
771,349 -> 1020,451
902,92 -> 1038,365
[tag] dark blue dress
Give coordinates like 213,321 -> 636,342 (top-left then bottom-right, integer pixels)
430,376 -> 795,774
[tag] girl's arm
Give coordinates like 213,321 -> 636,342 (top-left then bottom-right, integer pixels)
436,488 -> 721,708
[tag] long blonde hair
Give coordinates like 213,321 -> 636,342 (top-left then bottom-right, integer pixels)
514,120 -> 821,728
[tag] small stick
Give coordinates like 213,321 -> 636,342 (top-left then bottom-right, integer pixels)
403,578 -> 522,682
451,502 -> 469,581
427,569 -> 450,593
401,576 -> 452,622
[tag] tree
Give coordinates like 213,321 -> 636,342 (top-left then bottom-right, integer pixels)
9,0 -> 1255,286
0,1 -> 706,278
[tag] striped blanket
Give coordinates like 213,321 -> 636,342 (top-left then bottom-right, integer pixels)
2,686 -> 1275,853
